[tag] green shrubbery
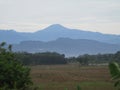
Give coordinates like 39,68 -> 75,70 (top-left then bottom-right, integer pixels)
0,42 -> 32,90
109,62 -> 120,90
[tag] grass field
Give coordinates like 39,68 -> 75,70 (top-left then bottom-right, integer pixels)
30,64 -> 115,90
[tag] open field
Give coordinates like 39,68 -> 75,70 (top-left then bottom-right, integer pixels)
30,64 -> 115,90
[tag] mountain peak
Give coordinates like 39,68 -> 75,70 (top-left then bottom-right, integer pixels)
44,24 -> 68,31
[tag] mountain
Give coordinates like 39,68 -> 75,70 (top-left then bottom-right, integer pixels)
34,24 -> 120,44
0,30 -> 31,44
0,24 -> 120,44
13,38 -> 120,57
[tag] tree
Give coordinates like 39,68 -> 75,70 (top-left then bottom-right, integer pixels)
15,52 -> 67,65
0,42 -> 32,89
77,54 -> 91,66
109,62 -> 120,90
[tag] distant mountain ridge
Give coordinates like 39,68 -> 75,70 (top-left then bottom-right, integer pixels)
0,24 -> 120,44
13,38 -> 120,56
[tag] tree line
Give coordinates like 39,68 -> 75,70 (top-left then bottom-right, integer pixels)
14,52 -> 67,65
13,51 -> 120,65
67,52 -> 120,65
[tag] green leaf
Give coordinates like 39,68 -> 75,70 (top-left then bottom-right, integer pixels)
109,62 -> 120,79
115,80 -> 120,87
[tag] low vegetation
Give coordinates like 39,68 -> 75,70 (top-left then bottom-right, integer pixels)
30,65 -> 114,90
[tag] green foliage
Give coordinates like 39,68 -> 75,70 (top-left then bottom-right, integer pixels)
109,62 -> 120,89
77,85 -> 81,90
64,88 -> 68,90
0,42 -> 32,90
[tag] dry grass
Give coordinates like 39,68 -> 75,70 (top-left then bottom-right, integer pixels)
30,64 -> 115,90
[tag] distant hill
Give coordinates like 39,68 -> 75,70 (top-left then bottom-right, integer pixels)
0,30 -> 31,44
13,38 -> 120,57
1,24 -> 120,44
33,24 -> 120,44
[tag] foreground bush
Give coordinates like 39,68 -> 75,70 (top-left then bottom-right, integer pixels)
0,42 -> 32,90
109,62 -> 120,90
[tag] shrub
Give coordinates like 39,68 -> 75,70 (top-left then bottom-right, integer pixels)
109,62 -> 120,89
0,42 -> 32,90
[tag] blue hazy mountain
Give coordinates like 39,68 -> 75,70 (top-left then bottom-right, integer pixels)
33,24 -> 120,44
0,24 -> 120,44
13,38 -> 120,56
1,24 -> 120,56
0,30 -> 31,44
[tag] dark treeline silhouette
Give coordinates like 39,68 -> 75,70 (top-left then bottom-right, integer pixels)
14,51 -> 120,65
15,52 -> 67,65
67,51 -> 120,65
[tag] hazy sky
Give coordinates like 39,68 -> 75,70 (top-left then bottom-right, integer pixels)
0,0 -> 120,34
